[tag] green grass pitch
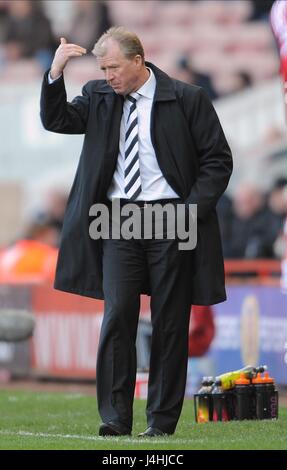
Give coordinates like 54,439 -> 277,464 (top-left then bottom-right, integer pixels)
0,390 -> 286,450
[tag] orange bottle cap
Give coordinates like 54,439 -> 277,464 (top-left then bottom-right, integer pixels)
235,373 -> 250,385
262,372 -> 274,383
252,374 -> 265,384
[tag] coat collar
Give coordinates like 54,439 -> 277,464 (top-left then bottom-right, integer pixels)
145,61 -> 176,102
92,62 -> 176,102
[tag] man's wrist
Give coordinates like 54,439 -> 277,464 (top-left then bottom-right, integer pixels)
50,67 -> 63,80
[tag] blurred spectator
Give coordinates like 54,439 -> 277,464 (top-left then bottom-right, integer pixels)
268,177 -> 287,257
35,188 -> 68,236
212,69 -> 253,98
67,0 -> 112,51
0,0 -> 9,68
268,177 -> 287,218
217,193 -> 233,258
249,0 -> 275,22
0,0 -> 9,42
0,218 -> 58,283
2,0 -> 56,70
225,182 -> 279,259
176,54 -> 219,101
232,71 -> 253,91
24,218 -> 60,248
176,55 -> 253,100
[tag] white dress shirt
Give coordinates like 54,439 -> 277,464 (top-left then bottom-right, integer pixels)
49,69 -> 179,201
107,68 -> 179,201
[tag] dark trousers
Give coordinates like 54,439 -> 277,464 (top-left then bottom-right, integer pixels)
96,203 -> 192,433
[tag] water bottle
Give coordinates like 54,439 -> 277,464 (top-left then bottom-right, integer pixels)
252,372 -> 278,420
194,376 -> 214,423
234,373 -> 253,420
212,378 -> 230,422
263,372 -> 279,420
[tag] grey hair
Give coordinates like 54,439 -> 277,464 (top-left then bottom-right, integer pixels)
92,26 -> 145,62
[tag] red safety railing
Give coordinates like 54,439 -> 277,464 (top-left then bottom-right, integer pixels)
224,259 -> 281,284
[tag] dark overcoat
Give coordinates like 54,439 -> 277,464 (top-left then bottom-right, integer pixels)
40,62 -> 233,305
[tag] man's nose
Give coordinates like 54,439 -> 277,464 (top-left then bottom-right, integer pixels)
106,70 -> 114,82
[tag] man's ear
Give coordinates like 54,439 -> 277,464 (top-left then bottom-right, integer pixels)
135,54 -> 143,67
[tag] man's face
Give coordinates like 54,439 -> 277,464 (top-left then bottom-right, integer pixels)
98,39 -> 142,95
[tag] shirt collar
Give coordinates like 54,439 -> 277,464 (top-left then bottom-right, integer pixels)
136,67 -> 156,99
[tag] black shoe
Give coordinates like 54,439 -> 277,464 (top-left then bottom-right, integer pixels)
138,427 -> 171,437
99,421 -> 131,437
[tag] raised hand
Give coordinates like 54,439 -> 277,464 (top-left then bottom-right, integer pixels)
50,37 -> 87,79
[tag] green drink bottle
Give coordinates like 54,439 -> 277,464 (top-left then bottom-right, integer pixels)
218,365 -> 267,390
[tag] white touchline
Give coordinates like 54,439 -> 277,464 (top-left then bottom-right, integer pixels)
0,430 -> 98,441
0,430 -> 193,444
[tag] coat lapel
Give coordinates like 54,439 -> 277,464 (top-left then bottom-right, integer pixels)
95,91 -> 123,201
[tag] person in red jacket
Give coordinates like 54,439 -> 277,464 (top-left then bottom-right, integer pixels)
188,305 -> 215,357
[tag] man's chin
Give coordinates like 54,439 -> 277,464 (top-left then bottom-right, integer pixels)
113,88 -> 124,95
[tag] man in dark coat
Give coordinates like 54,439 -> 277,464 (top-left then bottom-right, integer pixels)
40,27 -> 232,437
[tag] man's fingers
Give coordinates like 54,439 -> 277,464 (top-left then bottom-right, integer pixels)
68,52 -> 86,57
60,41 -> 86,55
51,37 -> 86,75
66,49 -> 87,57
66,44 -> 87,54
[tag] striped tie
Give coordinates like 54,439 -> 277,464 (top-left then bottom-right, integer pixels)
124,93 -> 141,200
